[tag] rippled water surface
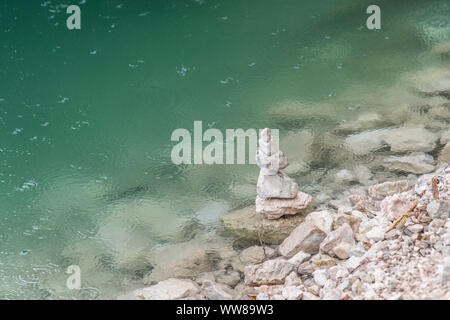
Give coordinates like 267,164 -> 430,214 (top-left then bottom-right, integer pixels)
0,0 -> 449,298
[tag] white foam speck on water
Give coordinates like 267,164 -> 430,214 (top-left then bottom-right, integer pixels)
12,128 -> 23,135
176,65 -> 190,77
220,76 -> 234,84
15,180 -> 37,192
58,96 -> 69,103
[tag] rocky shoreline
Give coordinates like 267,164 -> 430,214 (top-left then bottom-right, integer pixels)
119,42 -> 450,300
122,164 -> 449,300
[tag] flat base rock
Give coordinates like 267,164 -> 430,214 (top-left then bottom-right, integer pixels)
221,206 -> 307,244
255,191 -> 312,219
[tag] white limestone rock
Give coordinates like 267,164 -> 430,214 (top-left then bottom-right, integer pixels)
344,129 -> 387,155
257,171 -> 298,199
244,258 -> 295,286
312,269 -> 328,287
383,127 -> 438,153
256,191 -> 312,219
368,180 -> 410,200
288,251 -> 311,265
335,169 -> 355,182
365,226 -> 385,242
380,191 -> 415,221
333,242 -> 353,260
135,278 -> 202,300
279,221 -> 327,257
202,280 -> 236,300
282,286 -> 304,300
319,223 -> 355,259
305,210 -> 334,234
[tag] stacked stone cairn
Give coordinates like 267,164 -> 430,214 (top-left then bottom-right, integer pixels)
255,128 -> 312,219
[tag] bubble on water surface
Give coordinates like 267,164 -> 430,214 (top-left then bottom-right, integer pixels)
12,128 -> 23,135
19,249 -> 30,256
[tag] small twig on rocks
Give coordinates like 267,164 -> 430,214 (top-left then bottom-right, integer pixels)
349,257 -> 371,274
432,177 -> 439,200
258,221 -> 267,259
386,199 -> 419,233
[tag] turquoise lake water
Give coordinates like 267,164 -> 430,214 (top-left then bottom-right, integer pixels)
0,0 -> 449,298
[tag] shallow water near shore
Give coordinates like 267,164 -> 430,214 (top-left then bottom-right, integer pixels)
0,0 -> 449,299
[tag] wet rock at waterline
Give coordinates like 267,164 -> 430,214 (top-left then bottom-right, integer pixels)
221,206 -> 307,244
382,127 -> 438,153
368,180 -> 410,200
202,280 -> 237,300
135,278 -> 203,300
344,129 -> 387,155
403,68 -> 450,98
383,152 -> 436,174
438,143 -> 450,163
143,240 -> 219,285
239,246 -> 277,267
441,126 -> 450,145
433,41 -> 450,59
344,127 -> 439,156
336,113 -> 387,134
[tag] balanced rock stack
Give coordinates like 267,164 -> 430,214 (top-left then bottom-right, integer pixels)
255,128 -> 312,219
